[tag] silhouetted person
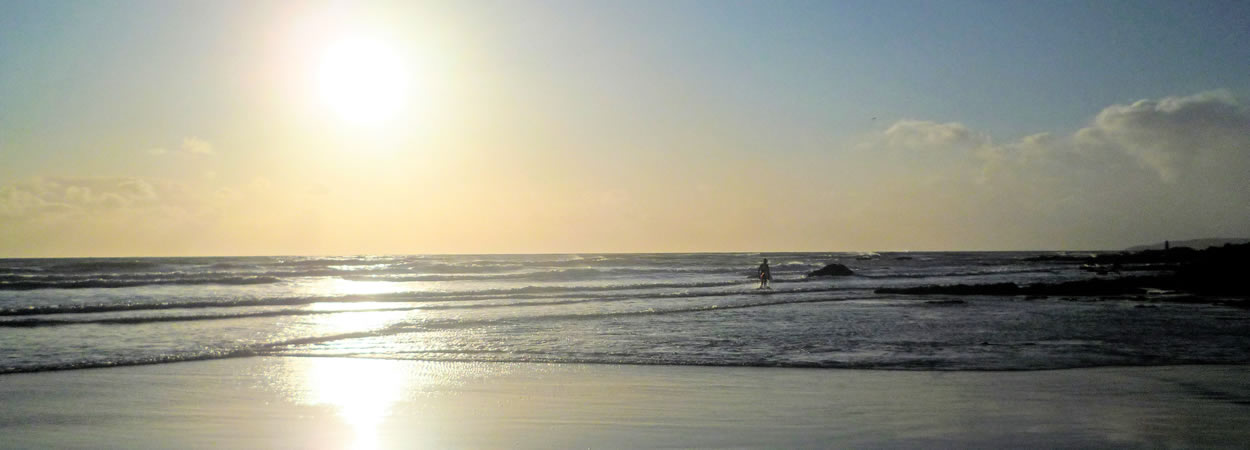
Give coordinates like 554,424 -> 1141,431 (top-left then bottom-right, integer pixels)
758,258 -> 772,289
1165,240 -> 1170,250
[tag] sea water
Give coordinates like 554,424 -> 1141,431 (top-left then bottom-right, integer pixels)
2,253 -> 1248,373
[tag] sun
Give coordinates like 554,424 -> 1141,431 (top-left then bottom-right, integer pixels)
317,36 -> 409,126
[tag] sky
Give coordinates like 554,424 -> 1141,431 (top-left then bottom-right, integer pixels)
1,0 -> 1248,256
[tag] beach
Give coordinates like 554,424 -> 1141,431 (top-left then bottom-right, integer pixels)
4,253 -> 1248,447
3,357 -> 1248,448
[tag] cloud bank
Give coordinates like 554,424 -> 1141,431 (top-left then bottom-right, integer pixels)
1,91 -> 1248,255
1075,90 -> 1248,181
828,91 -> 1250,250
0,176 -> 318,256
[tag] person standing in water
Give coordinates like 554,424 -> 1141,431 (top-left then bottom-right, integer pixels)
758,258 -> 772,289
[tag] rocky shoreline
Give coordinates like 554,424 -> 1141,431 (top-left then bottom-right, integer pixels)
875,243 -> 1250,307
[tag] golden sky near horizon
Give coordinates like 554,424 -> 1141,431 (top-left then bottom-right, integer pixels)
2,1 -> 1249,256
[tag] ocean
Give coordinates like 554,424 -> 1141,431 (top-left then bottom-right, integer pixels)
2,252 -> 1248,374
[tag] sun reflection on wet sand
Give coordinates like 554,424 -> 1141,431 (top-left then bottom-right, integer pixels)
297,357 -> 409,450
270,357 -> 507,448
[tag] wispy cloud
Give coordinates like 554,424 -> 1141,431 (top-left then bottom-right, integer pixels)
0,176 -> 165,220
146,137 -> 216,157
882,120 -> 989,151
181,137 -> 215,156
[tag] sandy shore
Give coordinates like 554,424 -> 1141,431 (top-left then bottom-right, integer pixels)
2,357 -> 1248,448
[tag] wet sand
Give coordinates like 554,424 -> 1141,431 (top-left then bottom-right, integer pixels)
2,357 -> 1248,448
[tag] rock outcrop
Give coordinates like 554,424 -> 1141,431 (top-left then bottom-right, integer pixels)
874,243 -> 1250,307
807,263 -> 854,277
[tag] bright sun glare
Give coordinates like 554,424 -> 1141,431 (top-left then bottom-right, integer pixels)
317,36 -> 409,125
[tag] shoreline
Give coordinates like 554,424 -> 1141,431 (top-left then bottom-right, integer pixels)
10,349 -> 1250,375
3,356 -> 1248,448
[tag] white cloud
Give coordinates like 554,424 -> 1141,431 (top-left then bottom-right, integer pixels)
838,91 -> 1250,249
849,120 -> 996,183
181,137 -> 215,156
883,120 -> 989,151
865,91 -> 1250,186
1074,90 -> 1249,181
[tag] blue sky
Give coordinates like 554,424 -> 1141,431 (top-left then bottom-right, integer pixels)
540,0 -> 1250,139
5,1 -> 1246,142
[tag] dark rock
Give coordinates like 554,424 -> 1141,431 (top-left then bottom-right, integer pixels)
877,278 -> 1151,297
1169,243 -> 1250,296
924,299 -> 966,305
1024,253 -> 1097,262
878,243 -> 1250,307
877,283 -> 1021,295
807,263 -> 854,277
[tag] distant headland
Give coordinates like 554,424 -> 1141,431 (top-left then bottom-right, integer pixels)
1125,238 -> 1250,252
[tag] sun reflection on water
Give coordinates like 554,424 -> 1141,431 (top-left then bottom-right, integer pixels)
303,278 -> 414,297
307,302 -> 399,336
273,277 -> 474,448
298,278 -> 427,335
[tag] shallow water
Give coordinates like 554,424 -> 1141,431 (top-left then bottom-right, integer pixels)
2,253 -> 1247,373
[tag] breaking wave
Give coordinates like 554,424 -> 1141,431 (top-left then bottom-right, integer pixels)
0,275 -> 282,291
